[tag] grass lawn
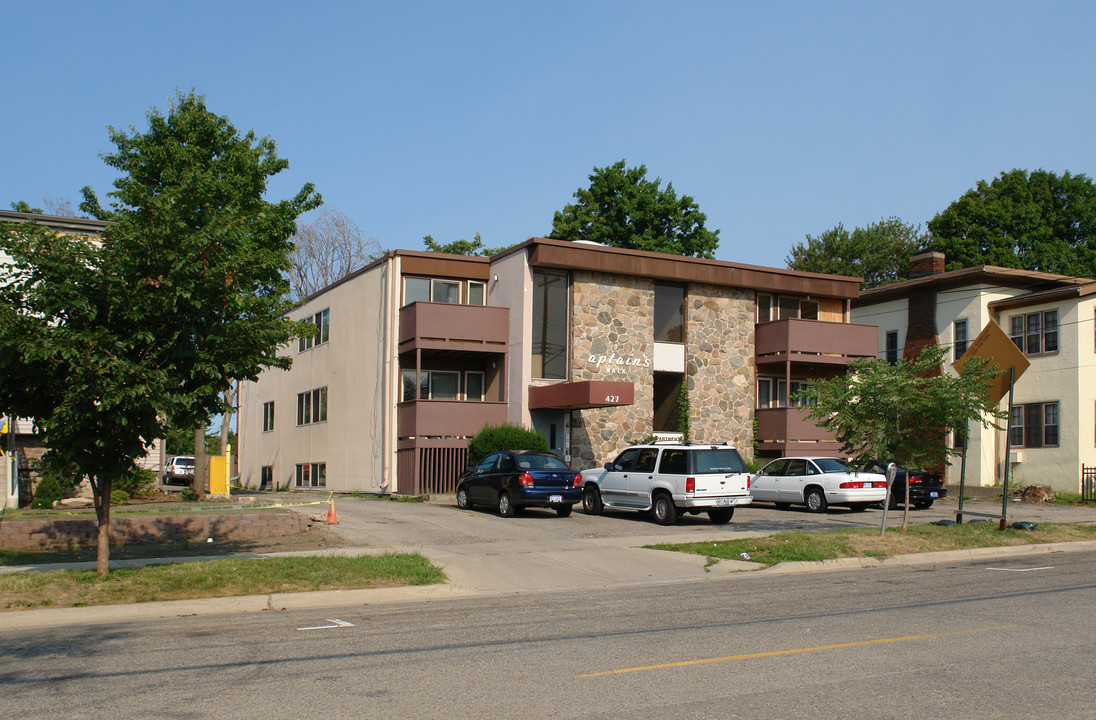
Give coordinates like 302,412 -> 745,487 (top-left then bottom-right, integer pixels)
649,522 -> 1096,568
0,553 -> 445,611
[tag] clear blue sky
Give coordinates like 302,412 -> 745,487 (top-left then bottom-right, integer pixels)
4,1 -> 1095,270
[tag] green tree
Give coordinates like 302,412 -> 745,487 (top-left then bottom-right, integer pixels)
786,217 -> 926,288
422,231 -> 506,257
799,345 -> 1003,528
550,160 -> 720,258
9,201 -> 43,214
927,169 -> 1096,275
0,90 -> 319,575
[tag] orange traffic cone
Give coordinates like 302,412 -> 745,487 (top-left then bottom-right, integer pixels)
325,499 -> 338,525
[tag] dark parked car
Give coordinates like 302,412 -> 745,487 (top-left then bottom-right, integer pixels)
864,459 -> 948,509
456,451 -> 582,517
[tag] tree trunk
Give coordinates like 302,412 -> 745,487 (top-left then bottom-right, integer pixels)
93,475 -> 112,577
193,426 -> 208,496
901,474 -> 911,531
220,385 -> 236,457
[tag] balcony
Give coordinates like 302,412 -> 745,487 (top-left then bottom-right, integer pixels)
397,400 -> 508,439
399,302 -> 509,353
755,406 -> 843,455
755,319 -> 877,367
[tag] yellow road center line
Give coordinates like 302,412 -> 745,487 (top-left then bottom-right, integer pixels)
579,625 -> 1016,678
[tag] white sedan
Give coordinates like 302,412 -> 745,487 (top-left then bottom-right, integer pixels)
751,456 -> 887,513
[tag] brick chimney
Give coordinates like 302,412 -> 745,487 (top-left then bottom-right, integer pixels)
909,250 -> 945,279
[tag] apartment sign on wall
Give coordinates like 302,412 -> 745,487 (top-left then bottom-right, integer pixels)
588,351 -> 652,375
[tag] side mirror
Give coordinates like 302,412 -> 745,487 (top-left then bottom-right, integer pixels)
604,462 -> 614,471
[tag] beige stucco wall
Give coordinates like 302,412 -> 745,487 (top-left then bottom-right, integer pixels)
239,262 -> 391,492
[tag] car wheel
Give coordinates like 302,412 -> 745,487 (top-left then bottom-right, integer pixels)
555,505 -> 573,518
456,486 -> 472,510
708,508 -> 734,524
914,499 -> 934,509
498,492 -> 516,517
804,487 -> 828,513
652,493 -> 678,526
582,486 -> 603,515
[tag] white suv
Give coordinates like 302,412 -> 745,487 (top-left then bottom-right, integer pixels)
580,443 -> 753,525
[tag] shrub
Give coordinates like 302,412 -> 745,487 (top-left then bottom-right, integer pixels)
466,423 -> 549,467
30,475 -> 64,509
181,488 -> 199,502
110,490 -> 131,505
116,467 -> 157,498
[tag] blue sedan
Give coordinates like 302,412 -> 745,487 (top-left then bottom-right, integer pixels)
456,451 -> 582,517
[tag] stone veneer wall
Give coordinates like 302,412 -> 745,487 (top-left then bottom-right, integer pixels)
568,271 -> 655,469
566,273 -> 756,468
685,284 -> 755,452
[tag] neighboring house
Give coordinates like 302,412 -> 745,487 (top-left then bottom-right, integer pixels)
238,237 -> 877,494
852,250 -> 1096,493
1,210 -> 165,503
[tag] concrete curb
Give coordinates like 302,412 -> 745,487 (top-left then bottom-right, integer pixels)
755,539 -> 1096,574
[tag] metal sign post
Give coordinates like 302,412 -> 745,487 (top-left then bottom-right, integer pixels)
880,462 -> 897,537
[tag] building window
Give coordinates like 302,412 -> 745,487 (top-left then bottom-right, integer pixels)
298,308 -> 330,352
954,320 -> 968,361
1010,402 -> 1059,448
532,271 -> 567,379
260,465 -> 273,489
758,294 -> 818,322
401,370 -> 469,401
465,371 -> 485,401
295,462 -> 326,488
1009,310 -> 1058,356
757,378 -> 817,408
296,387 -> 328,425
402,277 -> 463,306
885,331 -> 899,364
654,283 -> 685,343
262,401 -> 275,432
468,281 -> 485,306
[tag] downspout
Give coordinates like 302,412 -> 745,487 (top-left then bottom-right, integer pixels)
380,254 -> 396,492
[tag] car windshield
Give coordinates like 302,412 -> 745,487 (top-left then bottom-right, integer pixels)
814,458 -> 850,473
692,448 -> 747,473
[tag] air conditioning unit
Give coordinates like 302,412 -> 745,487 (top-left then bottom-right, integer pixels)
1009,451 -> 1023,464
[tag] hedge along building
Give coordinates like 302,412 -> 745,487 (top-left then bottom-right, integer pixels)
237,237 -> 876,494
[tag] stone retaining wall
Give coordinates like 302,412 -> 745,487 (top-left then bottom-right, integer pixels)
0,512 -> 314,551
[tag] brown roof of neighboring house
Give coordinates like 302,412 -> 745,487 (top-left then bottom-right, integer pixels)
853,264 -> 1092,307
0,210 -> 112,236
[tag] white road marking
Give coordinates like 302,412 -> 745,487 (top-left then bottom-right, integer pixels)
297,619 -> 355,630
985,566 -> 1054,572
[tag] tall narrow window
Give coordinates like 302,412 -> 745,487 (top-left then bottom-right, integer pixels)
532,271 -> 567,379
468,281 -> 485,306
954,320 -> 968,361
757,378 -> 772,409
654,282 -> 685,343
262,401 -> 275,432
465,371 -> 485,401
885,331 -> 899,364
757,294 -> 772,323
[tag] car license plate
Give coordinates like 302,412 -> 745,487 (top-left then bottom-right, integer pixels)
929,491 -> 938,498
549,495 -> 563,503
715,498 -> 732,507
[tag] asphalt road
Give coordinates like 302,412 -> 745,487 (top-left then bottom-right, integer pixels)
3,549 -> 1094,719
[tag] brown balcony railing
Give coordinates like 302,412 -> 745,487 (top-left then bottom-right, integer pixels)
755,318 -> 877,365
397,400 -> 508,439
755,406 -> 844,454
399,302 -> 509,352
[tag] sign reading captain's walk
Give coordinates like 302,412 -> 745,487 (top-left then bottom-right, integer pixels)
953,321 -> 1030,403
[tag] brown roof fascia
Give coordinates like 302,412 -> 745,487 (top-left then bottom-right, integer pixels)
987,281 -> 1096,312
519,238 -> 863,299
854,265 -> 1090,307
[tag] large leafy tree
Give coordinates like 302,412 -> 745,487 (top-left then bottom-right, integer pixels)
0,91 -> 319,575
550,160 -> 720,258
786,217 -> 926,288
927,169 -> 1096,275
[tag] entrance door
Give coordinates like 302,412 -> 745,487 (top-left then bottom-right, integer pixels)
531,410 -> 566,459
